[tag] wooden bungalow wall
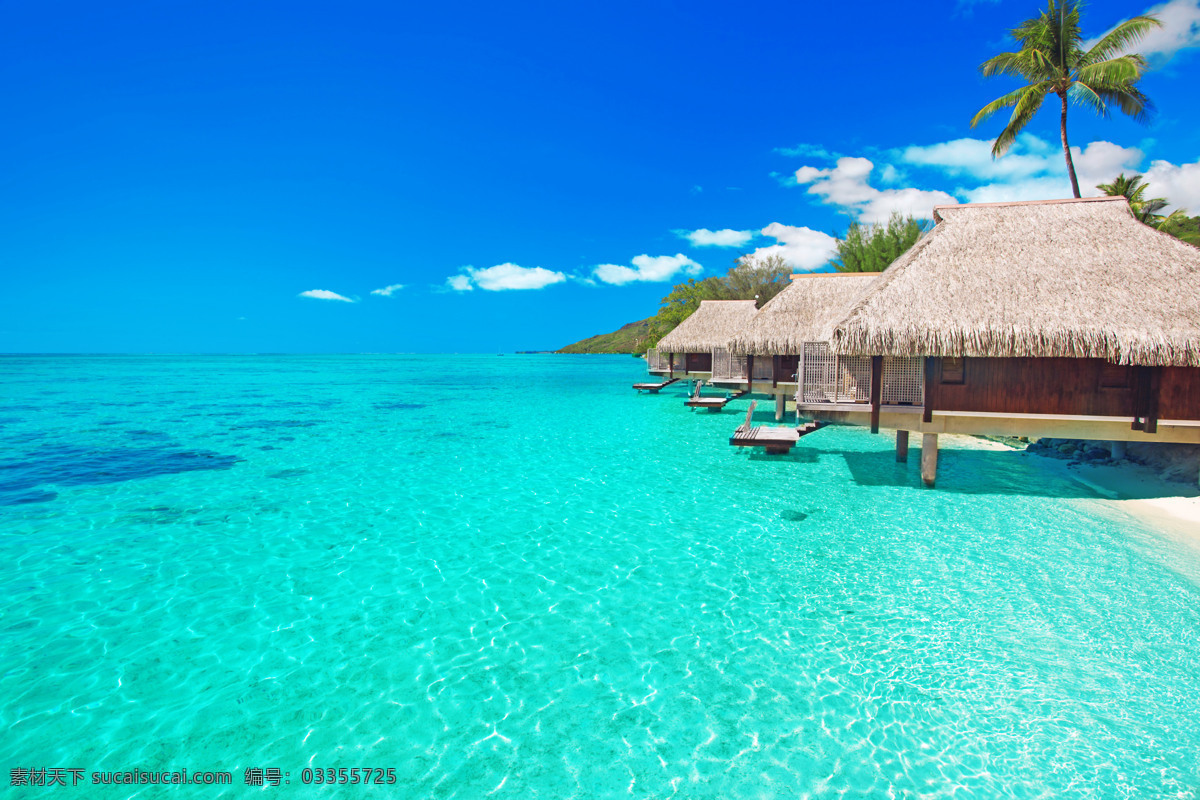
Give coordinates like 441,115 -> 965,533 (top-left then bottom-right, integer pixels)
1162,367 -> 1200,420
685,352 -> 713,372
928,358 -> 1200,421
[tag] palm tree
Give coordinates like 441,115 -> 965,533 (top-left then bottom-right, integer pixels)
1097,172 -> 1161,220
971,0 -> 1160,198
1097,172 -> 1190,232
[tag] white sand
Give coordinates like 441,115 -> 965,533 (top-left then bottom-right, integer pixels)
1027,451 -> 1200,548
904,433 -> 1198,545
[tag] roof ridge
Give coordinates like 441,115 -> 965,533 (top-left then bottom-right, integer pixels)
788,272 -> 882,280
933,196 -> 1125,221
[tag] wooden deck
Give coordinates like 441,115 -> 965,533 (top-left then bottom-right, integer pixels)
685,389 -> 748,410
729,426 -> 801,453
727,402 -> 827,453
730,422 -> 827,454
633,378 -> 680,393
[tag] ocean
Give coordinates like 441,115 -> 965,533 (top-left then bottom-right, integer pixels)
2,354 -> 1198,798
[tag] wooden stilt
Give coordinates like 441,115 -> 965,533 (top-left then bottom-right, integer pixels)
921,433 -> 938,487
775,394 -> 785,421
896,430 -> 909,463
923,357 -> 937,424
1110,440 -> 1127,460
869,355 -> 882,434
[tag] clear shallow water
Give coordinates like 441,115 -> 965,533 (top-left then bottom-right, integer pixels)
1,354 -> 1198,799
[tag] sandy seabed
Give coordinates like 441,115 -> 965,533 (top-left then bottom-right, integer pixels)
1031,447 -> 1199,551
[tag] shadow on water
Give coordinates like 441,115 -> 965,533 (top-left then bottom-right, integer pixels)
125,429 -> 173,441
799,447 -> 1191,500
722,415 -> 1196,500
231,420 -> 318,430
267,469 -> 310,479
374,402 -> 426,411
0,444 -> 242,507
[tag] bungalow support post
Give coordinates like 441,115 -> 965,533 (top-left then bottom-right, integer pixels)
869,355 -> 882,434
923,357 -> 937,424
896,430 -> 909,463
1147,367 -> 1161,434
775,393 -> 785,421
921,433 -> 938,487
746,354 -> 754,390
797,350 -> 806,404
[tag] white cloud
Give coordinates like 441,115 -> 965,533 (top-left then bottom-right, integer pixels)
1085,0 -> 1200,61
900,134 -> 1057,180
1144,159 -> 1200,212
446,263 -> 567,292
747,223 -> 839,272
793,165 -> 827,183
299,289 -> 354,302
1072,141 -> 1147,187
592,253 -> 702,286
782,133 -> 1200,218
794,157 -> 957,222
592,264 -> 641,284
680,228 -> 755,247
370,283 -> 405,296
957,140 -> 1144,202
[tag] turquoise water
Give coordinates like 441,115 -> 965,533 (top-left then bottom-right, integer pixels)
2,354 -> 1199,799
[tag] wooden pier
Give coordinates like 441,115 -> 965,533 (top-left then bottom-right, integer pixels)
727,401 -> 827,454
633,378 -> 680,393
685,389 -> 748,410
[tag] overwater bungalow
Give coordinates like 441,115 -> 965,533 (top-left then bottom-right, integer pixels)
643,299 -> 760,382
717,272 -> 882,419
794,197 -> 1200,486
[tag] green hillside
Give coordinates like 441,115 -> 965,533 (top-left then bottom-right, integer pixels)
556,318 -> 653,354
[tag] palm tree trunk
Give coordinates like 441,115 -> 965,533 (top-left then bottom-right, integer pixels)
1059,92 -> 1081,198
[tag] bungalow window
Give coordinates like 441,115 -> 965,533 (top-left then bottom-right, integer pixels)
1099,362 -> 1131,389
941,357 -> 965,384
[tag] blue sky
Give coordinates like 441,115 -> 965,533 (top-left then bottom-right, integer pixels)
2,0 -> 1198,353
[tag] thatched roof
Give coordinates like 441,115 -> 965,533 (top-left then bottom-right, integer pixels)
656,300 -> 759,354
728,273 -> 881,355
832,197 -> 1200,367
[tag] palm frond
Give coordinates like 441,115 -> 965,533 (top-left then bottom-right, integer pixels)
1081,15 -> 1162,65
971,86 -> 1026,128
1092,84 -> 1153,123
1155,209 -> 1190,231
992,85 -> 1050,156
980,50 -> 1043,80
1076,55 -> 1146,88
1097,173 -> 1148,203
1069,82 -> 1108,117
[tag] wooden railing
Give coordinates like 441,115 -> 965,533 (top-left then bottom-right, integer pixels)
797,343 -> 922,405
711,347 -> 747,382
646,349 -> 671,371
751,357 -> 773,382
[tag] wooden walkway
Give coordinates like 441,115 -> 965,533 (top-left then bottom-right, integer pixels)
685,389 -> 748,410
633,378 -> 680,393
728,402 -> 827,454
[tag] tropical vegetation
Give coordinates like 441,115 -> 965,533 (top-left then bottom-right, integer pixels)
556,317 -> 655,354
644,254 -> 792,349
558,255 -> 793,354
971,0 -> 1160,198
1096,173 -> 1198,244
833,213 -> 931,273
